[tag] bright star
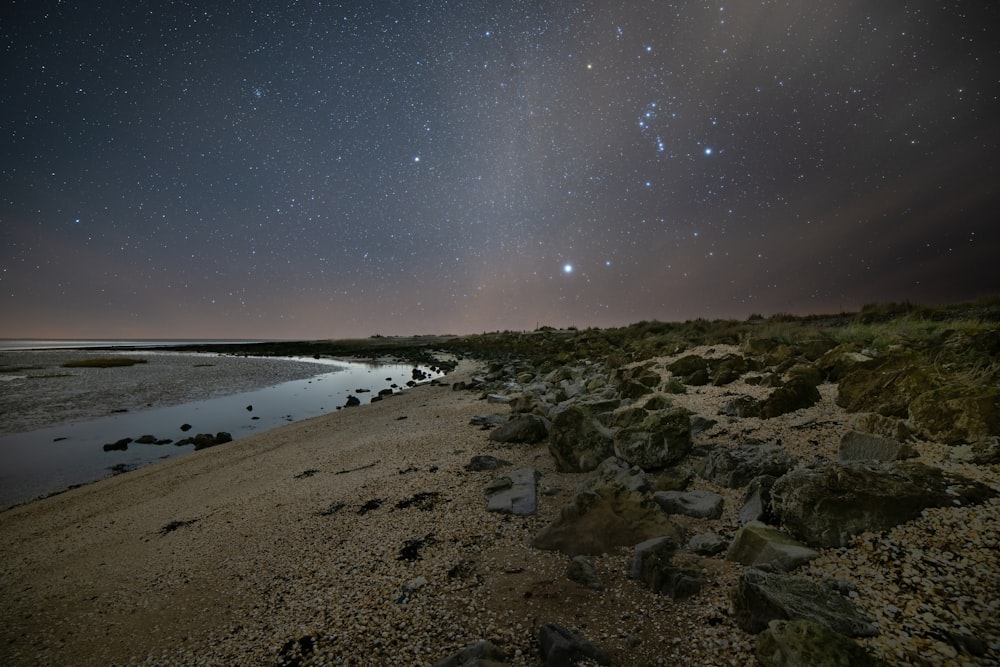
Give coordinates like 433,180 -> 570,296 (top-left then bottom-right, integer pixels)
704,147 -> 713,155
563,263 -> 573,274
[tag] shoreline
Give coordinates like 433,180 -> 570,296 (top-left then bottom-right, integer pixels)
1,352 -> 997,665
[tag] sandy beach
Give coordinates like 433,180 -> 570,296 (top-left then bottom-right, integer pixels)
1,353 -> 997,666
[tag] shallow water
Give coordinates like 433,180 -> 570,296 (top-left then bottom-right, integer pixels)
0,354 -> 442,509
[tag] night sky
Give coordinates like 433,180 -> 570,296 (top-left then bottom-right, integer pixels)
3,1 -> 998,340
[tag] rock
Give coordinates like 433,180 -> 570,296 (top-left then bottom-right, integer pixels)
613,407 -> 692,469
470,414 -> 508,428
180,423 -> 192,432
738,475 -> 778,525
431,639 -> 509,667
846,412 -> 914,441
189,431 -> 233,450
547,404 -> 615,473
718,395 -> 762,418
651,466 -> 693,492
835,358 -> 930,417
712,354 -> 750,386
689,415 -> 717,437
485,468 -> 540,515
538,623 -> 611,667
566,555 -> 603,590
756,619 -> 889,667
577,456 -> 651,494
668,354 -> 708,378
653,489 -> 724,519
949,437 -> 1000,465
785,364 -> 822,388
465,455 -> 512,471
908,386 -> 1000,444
702,443 -> 796,488
687,531 -> 728,556
629,536 -> 705,599
488,414 -> 550,444
344,395 -> 361,408
838,430 -> 918,461
726,521 -> 819,572
532,486 -> 684,556
815,345 -> 877,381
135,434 -> 157,444
102,437 -> 132,452
760,377 -> 821,418
770,460 -> 996,548
731,569 -> 878,636
486,393 -> 512,404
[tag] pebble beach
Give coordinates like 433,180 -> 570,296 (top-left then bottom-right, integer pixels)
1,352 -> 997,666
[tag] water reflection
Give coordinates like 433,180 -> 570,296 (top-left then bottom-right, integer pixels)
0,359 -> 441,509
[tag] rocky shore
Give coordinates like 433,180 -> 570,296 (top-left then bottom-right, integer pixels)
1,311 -> 998,666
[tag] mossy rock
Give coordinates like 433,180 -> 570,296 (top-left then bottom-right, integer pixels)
760,378 -> 821,419
835,357 -> 932,417
909,386 -> 1000,444
667,354 -> 708,377
756,620 -> 890,667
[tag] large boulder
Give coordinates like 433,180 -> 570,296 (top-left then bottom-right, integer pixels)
846,412 -> 914,442
532,486 -> 684,556
653,490 -> 724,519
629,536 -> 705,599
731,569 -> 878,637
547,405 -> 615,472
815,345 -> 878,382
488,415 -> 550,444
908,386 -> 1000,445
726,521 -> 819,573
756,619 -> 889,667
770,461 -> 995,548
668,354 -> 709,379
613,407 -> 692,469
702,443 -> 796,488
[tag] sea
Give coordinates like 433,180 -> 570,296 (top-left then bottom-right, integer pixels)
0,340 -> 444,509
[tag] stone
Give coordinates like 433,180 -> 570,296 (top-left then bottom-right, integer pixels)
652,466 -> 693,492
760,377 -> 821,418
726,521 -> 819,572
344,395 -> 361,407
629,536 -> 705,599
712,354 -> 750,386
465,455 -> 512,471
431,639 -> 509,667
731,569 -> 878,637
488,415 -> 550,444
532,486 -> 684,556
613,407 -> 692,469
835,357 -> 930,417
566,555 -> 603,590
485,468 -> 539,516
687,531 -> 728,556
547,404 -> 615,473
702,443 -> 796,488
815,345 -> 877,381
486,393 -> 512,404
838,430 -> 917,461
738,475 -> 778,525
653,489 -> 724,519
770,460 -> 996,548
756,619 -> 889,667
538,624 -> 611,667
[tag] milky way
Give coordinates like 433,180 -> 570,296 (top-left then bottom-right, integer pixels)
2,1 -> 998,339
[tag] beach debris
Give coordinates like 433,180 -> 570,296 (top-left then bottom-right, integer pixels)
293,469 -> 319,479
395,491 -> 442,511
357,498 -> 383,515
333,461 -> 378,475
316,501 -> 345,516
157,518 -> 198,536
397,533 -> 436,561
